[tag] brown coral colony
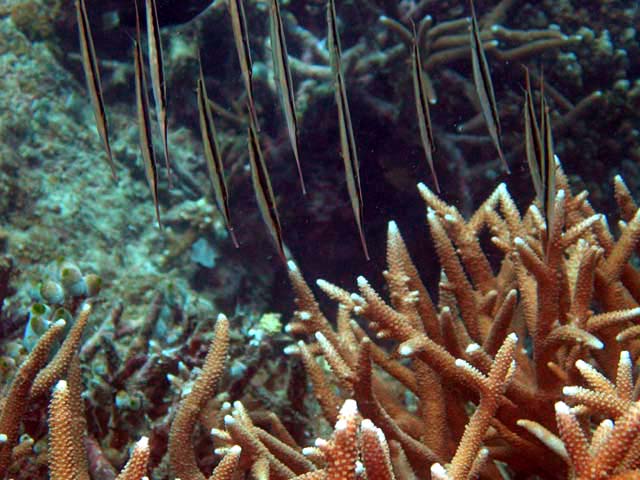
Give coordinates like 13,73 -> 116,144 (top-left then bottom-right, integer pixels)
1,0 -> 640,479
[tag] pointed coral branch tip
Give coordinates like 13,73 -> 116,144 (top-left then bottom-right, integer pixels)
554,401 -> 571,414
136,436 -> 150,449
340,398 -> 358,417
54,380 -> 68,392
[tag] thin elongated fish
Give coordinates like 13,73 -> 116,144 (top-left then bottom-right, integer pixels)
541,92 -> 556,240
247,114 -> 286,262
469,0 -> 509,173
269,0 -> 306,194
327,0 -> 369,261
196,60 -> 239,248
75,0 -> 117,181
145,0 -> 172,186
134,0 -> 161,228
523,69 -> 556,245
228,0 -> 260,131
411,21 -> 439,193
523,67 -> 544,206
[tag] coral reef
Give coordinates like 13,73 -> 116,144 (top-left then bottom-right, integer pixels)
2,164 -> 640,479
0,0 -> 639,479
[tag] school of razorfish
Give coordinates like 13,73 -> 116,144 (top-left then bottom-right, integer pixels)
75,0 -> 556,263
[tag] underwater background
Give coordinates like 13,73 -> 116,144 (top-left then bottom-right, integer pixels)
0,0 -> 639,478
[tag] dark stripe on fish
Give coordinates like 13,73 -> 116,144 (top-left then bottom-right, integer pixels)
76,0 -> 117,181
247,116 -> 286,262
411,21 -> 439,193
197,61 -> 239,248
146,0 -> 172,187
134,0 -> 161,228
228,0 -> 259,130
328,0 -> 369,261
542,97 -> 556,242
523,66 -> 544,208
469,0 -> 509,173
269,0 -> 306,195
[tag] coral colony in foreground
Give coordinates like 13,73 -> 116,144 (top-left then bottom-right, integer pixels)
0,0 -> 639,478
1,163 -> 640,479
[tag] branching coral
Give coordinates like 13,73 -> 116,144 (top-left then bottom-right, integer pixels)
2,164 -> 640,480
284,164 -> 640,479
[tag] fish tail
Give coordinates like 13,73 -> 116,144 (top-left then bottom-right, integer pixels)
154,201 -> 162,230
228,227 -> 240,249
428,160 -> 440,194
293,142 -> 307,195
162,119 -> 172,188
357,223 -> 370,261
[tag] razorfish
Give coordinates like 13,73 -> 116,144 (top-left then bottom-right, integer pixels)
75,0 -> 118,181
411,21 -> 439,193
145,0 -> 172,186
134,0 -> 161,228
469,0 -> 509,173
196,59 -> 239,248
524,69 -> 556,234
269,0 -> 306,194
327,0 -> 369,261
228,0 -> 260,131
247,114 -> 286,263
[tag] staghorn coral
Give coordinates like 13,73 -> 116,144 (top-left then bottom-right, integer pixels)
1,163 -> 640,480
284,164 -> 640,479
1,1 -> 640,479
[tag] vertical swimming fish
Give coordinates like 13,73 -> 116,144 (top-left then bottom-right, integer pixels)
469,0 -> 509,173
523,67 -> 544,208
75,0 -> 117,181
327,0 -> 369,261
134,0 -> 161,228
247,114 -> 286,262
196,59 -> 239,248
541,92 -> 556,240
411,21 -> 439,193
228,0 -> 260,131
145,0 -> 172,186
268,0 -> 306,195
523,69 -> 556,244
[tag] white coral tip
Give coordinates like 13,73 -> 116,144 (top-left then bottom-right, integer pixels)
555,401 -> 571,415
466,343 -> 481,353
136,436 -> 149,450
431,463 -> 448,478
399,344 -> 414,356
340,399 -> 358,419
54,380 -> 68,392
562,386 -> 580,396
